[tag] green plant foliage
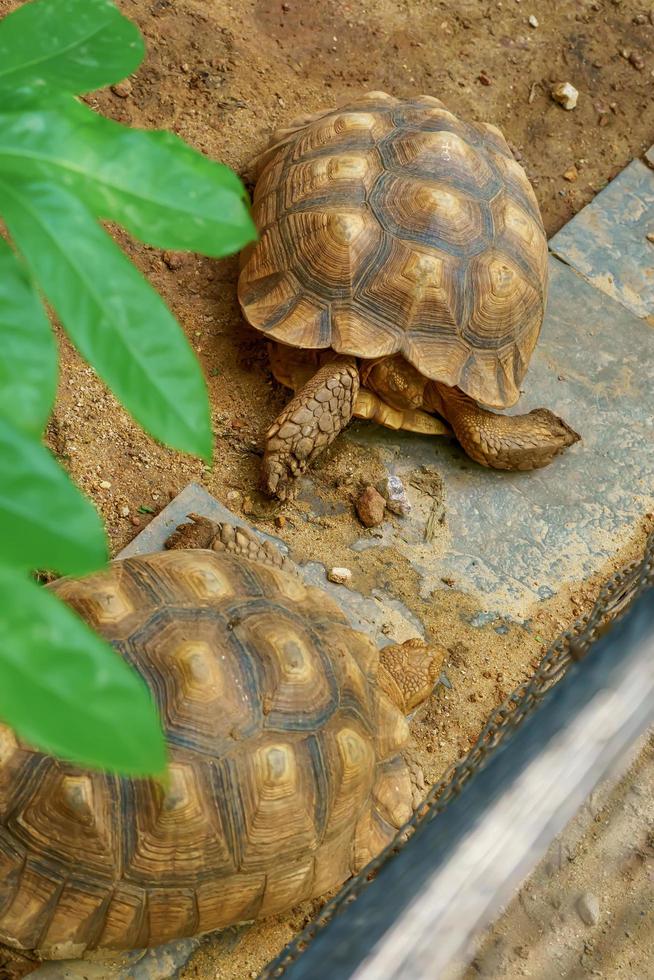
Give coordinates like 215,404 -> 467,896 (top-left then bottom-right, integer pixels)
0,100 -> 251,255
0,0 -> 144,102
1,180 -> 213,461
0,417 -> 108,575
0,566 -> 166,776
0,238 -> 57,434
0,0 -> 256,774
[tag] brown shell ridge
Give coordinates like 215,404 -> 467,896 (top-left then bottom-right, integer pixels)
303,733 -> 331,844
208,754 -> 248,873
72,884 -> 116,954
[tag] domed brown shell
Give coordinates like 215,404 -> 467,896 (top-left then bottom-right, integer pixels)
0,550 -> 410,959
238,91 -> 548,409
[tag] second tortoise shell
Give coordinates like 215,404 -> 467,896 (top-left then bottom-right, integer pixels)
0,549 -> 411,958
238,91 -> 549,409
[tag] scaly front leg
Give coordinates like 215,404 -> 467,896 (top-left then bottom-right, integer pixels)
262,357 -> 360,500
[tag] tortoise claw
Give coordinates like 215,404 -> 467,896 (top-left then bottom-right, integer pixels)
261,453 -> 301,501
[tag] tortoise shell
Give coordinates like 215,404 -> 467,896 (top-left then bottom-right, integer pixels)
0,550 -> 410,959
238,91 -> 548,409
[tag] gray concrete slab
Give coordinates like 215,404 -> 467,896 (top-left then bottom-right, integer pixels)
549,159 -> 654,323
345,257 -> 654,619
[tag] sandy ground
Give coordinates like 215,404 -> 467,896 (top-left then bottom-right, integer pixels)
1,0 -> 653,975
459,733 -> 654,980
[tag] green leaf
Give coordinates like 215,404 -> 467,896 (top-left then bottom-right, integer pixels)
0,100 -> 256,256
0,417 -> 107,574
0,0 -> 144,103
0,180 -> 213,462
0,564 -> 166,775
0,237 -> 57,435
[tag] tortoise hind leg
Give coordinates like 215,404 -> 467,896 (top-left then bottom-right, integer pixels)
351,756 -> 423,872
262,357 -> 360,501
431,384 -> 580,471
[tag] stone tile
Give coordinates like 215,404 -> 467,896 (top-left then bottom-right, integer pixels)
549,159 -> 654,323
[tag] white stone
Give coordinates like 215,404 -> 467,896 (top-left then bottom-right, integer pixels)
119,505 -> 130,517
327,567 -> 352,585
377,474 -> 412,517
528,14 -> 539,27
551,81 -> 578,110
577,891 -> 600,925
99,480 -> 111,490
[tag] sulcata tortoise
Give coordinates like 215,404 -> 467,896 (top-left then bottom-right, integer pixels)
238,91 -> 579,500
0,518 -> 444,977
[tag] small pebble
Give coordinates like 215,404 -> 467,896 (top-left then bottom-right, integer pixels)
563,166 -> 578,182
356,486 -> 386,527
327,567 -> 352,585
551,81 -> 578,110
163,250 -> 184,270
131,516 -> 141,527
111,79 -> 132,98
226,489 -> 241,503
577,891 -> 600,926
528,14 -> 539,27
275,515 -> 286,528
646,232 -> 654,244
119,505 -> 130,518
376,475 -> 411,517
99,480 -> 111,490
478,71 -> 492,86
629,51 -> 644,71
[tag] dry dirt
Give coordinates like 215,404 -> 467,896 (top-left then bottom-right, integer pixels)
2,0 -> 654,976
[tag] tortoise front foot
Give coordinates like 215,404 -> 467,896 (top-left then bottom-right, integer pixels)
262,357 -> 360,500
165,514 -> 294,571
435,386 -> 580,471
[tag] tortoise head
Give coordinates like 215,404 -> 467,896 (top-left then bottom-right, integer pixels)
377,637 -> 447,714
